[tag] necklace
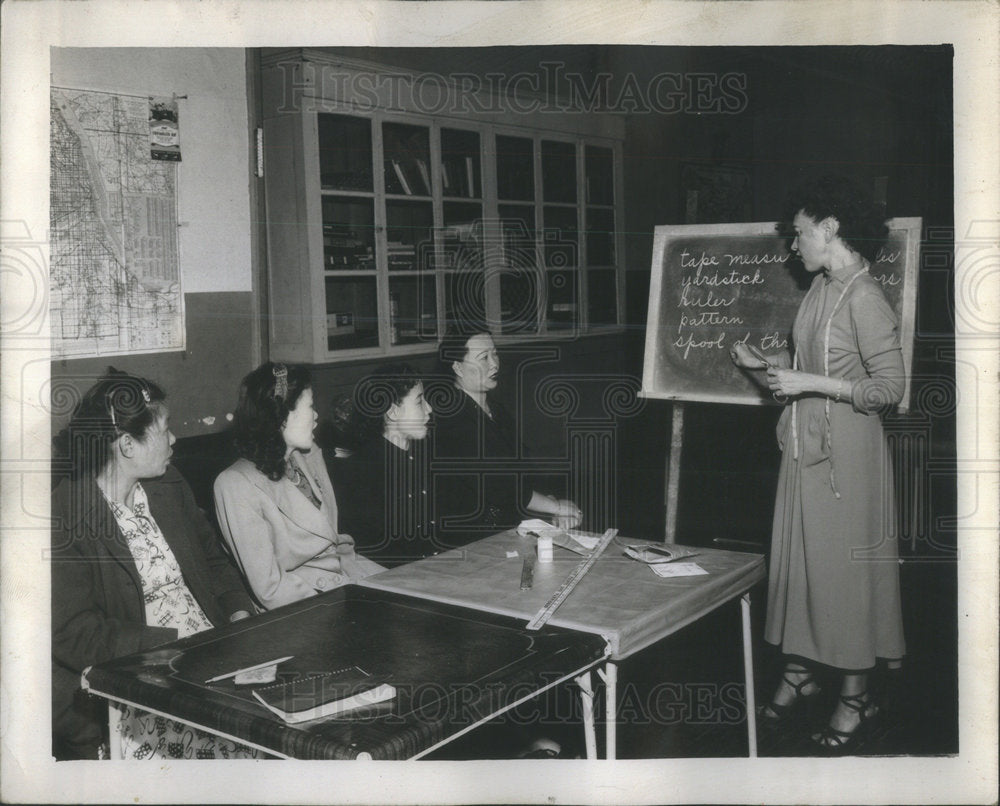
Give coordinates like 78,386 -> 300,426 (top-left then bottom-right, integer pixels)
285,456 -> 322,509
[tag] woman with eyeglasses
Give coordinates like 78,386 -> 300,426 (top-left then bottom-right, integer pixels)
51,369 -> 256,760
213,362 -> 383,612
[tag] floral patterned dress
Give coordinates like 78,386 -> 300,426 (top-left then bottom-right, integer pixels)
106,484 -> 258,760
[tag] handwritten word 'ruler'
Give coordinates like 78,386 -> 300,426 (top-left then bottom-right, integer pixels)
525,528 -> 618,631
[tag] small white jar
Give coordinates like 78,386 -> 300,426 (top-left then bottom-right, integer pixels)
536,534 -> 554,563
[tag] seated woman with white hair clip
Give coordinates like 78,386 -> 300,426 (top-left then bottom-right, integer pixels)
51,368 -> 256,760
214,362 -> 383,611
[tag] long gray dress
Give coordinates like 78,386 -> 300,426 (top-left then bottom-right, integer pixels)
765,262 -> 906,670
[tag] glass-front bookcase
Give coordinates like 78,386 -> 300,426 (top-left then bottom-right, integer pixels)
261,51 -> 625,363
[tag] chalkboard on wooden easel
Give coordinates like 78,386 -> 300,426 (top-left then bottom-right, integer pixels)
641,219 -> 921,412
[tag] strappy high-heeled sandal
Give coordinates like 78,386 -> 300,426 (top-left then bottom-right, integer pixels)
812,691 -> 879,754
757,666 -> 821,723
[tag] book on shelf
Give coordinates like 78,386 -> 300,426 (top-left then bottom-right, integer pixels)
389,293 -> 400,344
441,221 -> 479,243
387,242 -> 415,269
415,159 -> 431,194
321,171 -> 370,191
386,240 -> 416,255
390,159 -> 413,195
465,156 -> 475,197
419,312 -> 437,337
325,241 -> 365,250
323,226 -> 365,247
327,256 -> 372,269
327,312 -> 355,336
251,665 -> 395,724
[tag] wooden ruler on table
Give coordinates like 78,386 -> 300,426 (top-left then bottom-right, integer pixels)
525,528 -> 618,631
519,552 -> 536,590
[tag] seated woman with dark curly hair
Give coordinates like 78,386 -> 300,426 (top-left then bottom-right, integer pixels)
51,368 -> 256,760
328,363 -> 436,567
214,362 -> 383,610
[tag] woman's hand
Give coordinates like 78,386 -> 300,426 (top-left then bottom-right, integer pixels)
528,491 -> 583,529
551,500 -> 583,530
766,368 -> 810,397
766,369 -> 846,400
730,342 -> 768,369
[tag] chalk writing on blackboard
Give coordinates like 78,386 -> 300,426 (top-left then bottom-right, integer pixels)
642,220 -> 920,410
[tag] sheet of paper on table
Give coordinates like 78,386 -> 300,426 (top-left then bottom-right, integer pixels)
234,664 -> 279,685
565,531 -> 600,551
649,562 -> 708,578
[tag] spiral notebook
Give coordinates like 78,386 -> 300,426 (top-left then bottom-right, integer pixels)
251,665 -> 395,724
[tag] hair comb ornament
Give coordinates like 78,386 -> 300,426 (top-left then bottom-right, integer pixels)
272,364 -> 288,399
141,388 -> 151,404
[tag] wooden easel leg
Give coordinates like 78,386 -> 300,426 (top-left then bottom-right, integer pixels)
664,402 -> 685,543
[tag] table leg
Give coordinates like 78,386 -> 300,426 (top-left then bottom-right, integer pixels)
597,661 -> 618,760
741,592 -> 758,757
574,671 -> 598,760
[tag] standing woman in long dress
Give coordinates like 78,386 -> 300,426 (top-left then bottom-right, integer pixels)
731,174 -> 905,752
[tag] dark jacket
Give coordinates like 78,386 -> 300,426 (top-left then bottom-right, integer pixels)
332,436 -> 437,567
51,465 -> 254,759
429,392 -> 533,548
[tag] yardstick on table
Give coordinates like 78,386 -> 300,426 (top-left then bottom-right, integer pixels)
525,528 -> 617,630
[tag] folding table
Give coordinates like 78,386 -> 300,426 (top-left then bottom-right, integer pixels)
360,530 -> 766,758
82,585 -> 608,760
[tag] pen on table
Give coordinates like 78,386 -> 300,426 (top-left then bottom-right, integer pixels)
520,554 -> 535,590
204,656 -> 293,684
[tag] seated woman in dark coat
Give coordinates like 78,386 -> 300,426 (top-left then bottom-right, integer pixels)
431,328 -> 582,548
328,364 -> 436,567
51,369 -> 255,760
